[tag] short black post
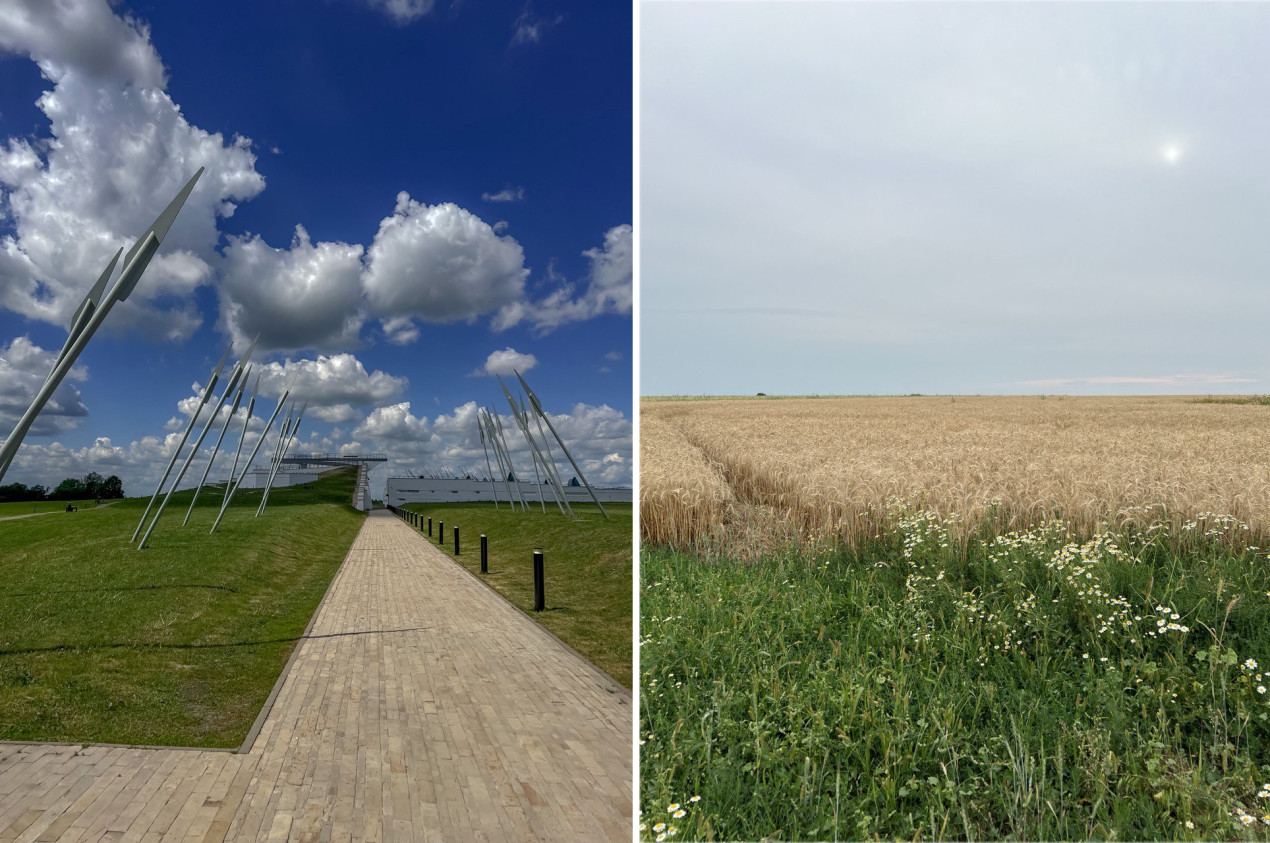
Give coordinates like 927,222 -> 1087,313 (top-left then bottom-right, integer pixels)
454,526 -> 460,555
480,534 -> 488,573
438,521 -> 444,544
533,548 -> 544,611
428,517 -> 432,536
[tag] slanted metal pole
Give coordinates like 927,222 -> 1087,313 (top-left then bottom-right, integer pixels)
484,411 -> 518,509
530,403 -> 574,516
1,169 -> 204,483
258,402 -> 305,517
183,368 -> 248,525
479,424 -> 500,508
210,387 -> 291,533
491,412 -> 529,510
223,373 -> 259,507
499,378 -> 567,515
138,363 -> 246,548
132,345 -> 231,542
255,404 -> 293,517
516,370 -> 608,518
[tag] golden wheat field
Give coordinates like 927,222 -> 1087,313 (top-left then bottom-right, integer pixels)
641,395 -> 1270,555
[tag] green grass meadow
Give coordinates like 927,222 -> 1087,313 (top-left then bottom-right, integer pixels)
641,514 -> 1270,841
399,500 -> 632,689
0,468 -> 363,748
0,499 -> 107,517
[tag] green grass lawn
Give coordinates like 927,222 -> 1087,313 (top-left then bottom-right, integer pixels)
0,468 -> 363,748
0,499 -> 107,517
399,500 -> 632,689
641,514 -> 1270,841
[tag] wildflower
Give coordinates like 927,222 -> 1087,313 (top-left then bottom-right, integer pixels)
640,823 -> 647,831
673,810 -> 686,818
689,795 -> 701,803
667,804 -> 680,812
654,823 -> 666,833
668,828 -> 679,837
1260,686 -> 1267,695
656,835 -> 666,842
1247,659 -> 1260,671
1185,820 -> 1194,829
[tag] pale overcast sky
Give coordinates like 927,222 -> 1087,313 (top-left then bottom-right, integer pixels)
641,2 -> 1270,396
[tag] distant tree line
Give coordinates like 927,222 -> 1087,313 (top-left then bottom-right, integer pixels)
0,471 -> 124,502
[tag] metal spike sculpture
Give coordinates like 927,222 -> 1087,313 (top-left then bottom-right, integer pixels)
138,348 -> 253,548
498,377 -> 570,516
210,380 -> 293,534
481,408 -> 517,509
0,168 -> 204,483
526,393 -> 574,515
517,392 -> 572,515
515,370 -> 607,517
478,421 -> 501,508
482,409 -> 518,509
501,386 -> 547,514
257,401 -> 305,516
223,372 -> 260,507
183,363 -> 250,525
487,408 -> 528,509
131,345 -> 232,542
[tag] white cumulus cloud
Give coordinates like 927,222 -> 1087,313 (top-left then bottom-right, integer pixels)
363,192 -> 529,325
0,337 -> 89,438
495,224 -> 632,334
218,226 -> 365,352
0,0 -> 266,342
470,347 -> 538,378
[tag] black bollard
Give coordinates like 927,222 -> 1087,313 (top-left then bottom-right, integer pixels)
428,516 -> 432,536
454,526 -> 460,555
480,534 -> 488,573
438,521 -> 444,545
533,548 -> 544,611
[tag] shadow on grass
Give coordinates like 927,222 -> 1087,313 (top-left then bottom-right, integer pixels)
0,626 -> 433,657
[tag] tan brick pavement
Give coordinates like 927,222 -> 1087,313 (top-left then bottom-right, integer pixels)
0,510 -> 632,841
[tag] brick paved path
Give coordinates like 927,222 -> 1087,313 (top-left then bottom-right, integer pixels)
0,510 -> 632,841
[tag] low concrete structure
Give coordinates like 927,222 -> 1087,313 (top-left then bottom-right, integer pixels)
385,475 -> 631,508
235,467 -> 325,489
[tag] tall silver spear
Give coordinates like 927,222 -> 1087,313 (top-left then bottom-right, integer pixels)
481,410 -> 516,509
131,346 -> 231,542
499,377 -> 568,515
182,364 -> 249,525
257,401 -> 305,516
503,387 -> 547,514
0,253 -> 119,481
222,372 -> 259,507
487,408 -> 527,509
259,402 -> 294,505
137,356 -> 249,548
492,411 -> 529,509
0,168 -> 204,483
478,421 -> 501,508
527,393 -> 574,514
210,381 -> 292,533
515,370 -> 607,518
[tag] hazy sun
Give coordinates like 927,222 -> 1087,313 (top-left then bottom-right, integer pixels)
1161,143 -> 1184,165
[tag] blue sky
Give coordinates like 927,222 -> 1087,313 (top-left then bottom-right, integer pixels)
0,0 -> 631,495
642,2 -> 1270,397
